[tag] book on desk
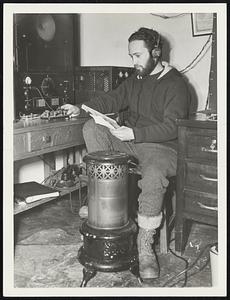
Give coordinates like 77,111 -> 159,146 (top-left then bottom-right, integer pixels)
14,181 -> 60,204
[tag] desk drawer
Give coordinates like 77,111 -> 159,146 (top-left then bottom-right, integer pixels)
184,190 -> 217,218
185,162 -> 217,194
186,129 -> 217,161
28,124 -> 84,152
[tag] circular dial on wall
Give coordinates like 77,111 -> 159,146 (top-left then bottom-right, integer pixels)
41,76 -> 55,96
36,14 -> 56,42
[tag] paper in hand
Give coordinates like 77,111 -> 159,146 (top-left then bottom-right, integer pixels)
81,104 -> 120,130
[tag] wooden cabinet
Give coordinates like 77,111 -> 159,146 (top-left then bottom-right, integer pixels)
175,118 -> 217,254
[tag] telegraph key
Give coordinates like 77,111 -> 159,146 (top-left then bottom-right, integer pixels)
40,107 -> 69,120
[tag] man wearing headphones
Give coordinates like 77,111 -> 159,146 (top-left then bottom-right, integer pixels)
62,27 -> 190,282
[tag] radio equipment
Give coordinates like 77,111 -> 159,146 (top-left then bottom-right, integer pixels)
14,72 -> 74,117
13,14 -> 79,73
74,66 -> 134,104
13,13 -> 79,119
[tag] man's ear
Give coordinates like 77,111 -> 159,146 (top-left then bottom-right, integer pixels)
151,48 -> 161,58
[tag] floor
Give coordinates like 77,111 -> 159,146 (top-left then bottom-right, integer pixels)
14,189 -> 218,289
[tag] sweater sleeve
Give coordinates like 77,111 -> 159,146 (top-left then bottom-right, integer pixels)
80,78 -> 131,114
133,79 -> 190,143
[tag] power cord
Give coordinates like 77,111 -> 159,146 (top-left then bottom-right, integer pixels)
180,34 -> 212,74
171,254 -> 211,287
162,240 -> 217,287
167,246 -> 189,287
40,163 -> 87,215
150,13 -> 188,19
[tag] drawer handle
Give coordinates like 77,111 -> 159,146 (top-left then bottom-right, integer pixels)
42,135 -> 51,143
201,139 -> 217,153
197,202 -> 218,211
200,174 -> 218,182
201,147 -> 217,153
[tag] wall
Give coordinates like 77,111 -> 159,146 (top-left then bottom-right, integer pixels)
80,13 -> 212,111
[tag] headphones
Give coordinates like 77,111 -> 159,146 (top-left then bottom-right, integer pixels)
151,33 -> 161,58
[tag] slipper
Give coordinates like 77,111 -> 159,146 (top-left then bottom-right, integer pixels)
79,205 -> 88,219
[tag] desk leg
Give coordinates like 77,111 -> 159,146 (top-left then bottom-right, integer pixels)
14,214 -> 21,253
62,151 -> 69,168
43,153 -> 56,179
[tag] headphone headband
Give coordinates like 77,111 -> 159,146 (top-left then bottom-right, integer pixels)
155,33 -> 161,49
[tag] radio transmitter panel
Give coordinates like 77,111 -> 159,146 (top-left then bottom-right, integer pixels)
14,72 -> 74,117
74,66 -> 134,104
13,13 -> 80,119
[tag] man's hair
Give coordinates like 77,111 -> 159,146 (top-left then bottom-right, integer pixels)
128,27 -> 162,51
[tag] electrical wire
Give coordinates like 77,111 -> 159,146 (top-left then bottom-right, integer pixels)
180,35 -> 212,73
150,12 -> 212,74
162,241 -> 217,287
170,255 -> 210,287
39,162 -> 87,216
24,86 -> 55,111
150,13 -> 188,19
31,86 -> 55,111
168,247 -> 189,287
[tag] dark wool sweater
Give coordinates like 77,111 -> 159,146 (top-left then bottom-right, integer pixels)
81,63 -> 190,151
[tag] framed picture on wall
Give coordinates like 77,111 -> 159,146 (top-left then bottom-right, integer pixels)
191,13 -> 213,36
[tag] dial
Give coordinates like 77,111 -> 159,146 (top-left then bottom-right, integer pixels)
24,76 -> 32,85
41,76 -> 55,96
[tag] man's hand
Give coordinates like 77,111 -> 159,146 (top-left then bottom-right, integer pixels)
61,104 -> 80,116
110,126 -> 135,141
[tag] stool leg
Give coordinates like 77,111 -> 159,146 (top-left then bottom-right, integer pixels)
160,207 -> 168,254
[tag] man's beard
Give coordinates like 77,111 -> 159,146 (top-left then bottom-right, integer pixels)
134,56 -> 158,77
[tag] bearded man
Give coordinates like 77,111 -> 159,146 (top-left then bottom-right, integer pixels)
62,27 -> 190,281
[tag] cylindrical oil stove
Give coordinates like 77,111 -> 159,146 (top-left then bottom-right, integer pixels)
78,150 -> 140,287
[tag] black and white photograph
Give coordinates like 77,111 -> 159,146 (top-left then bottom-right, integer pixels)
3,3 -> 226,297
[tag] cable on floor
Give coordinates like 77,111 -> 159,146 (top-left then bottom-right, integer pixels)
162,240 -> 217,287
170,254 -> 211,287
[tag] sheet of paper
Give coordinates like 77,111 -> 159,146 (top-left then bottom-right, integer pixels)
82,104 -> 120,129
90,114 -> 117,130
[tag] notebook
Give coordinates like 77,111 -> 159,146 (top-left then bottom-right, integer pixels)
14,181 -> 60,203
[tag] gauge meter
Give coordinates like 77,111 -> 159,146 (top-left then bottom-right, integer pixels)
24,76 -> 32,85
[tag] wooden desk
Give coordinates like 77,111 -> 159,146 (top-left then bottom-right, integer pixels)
14,116 -> 88,214
175,117 -> 217,254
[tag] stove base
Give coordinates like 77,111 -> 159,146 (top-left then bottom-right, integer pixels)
78,219 -> 141,287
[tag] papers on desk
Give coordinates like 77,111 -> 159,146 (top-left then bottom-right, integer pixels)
81,104 -> 120,130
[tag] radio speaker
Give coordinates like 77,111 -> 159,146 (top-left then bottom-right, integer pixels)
14,14 -> 79,73
74,66 -> 134,104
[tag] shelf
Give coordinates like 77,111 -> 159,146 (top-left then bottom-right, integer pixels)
14,181 -> 87,215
